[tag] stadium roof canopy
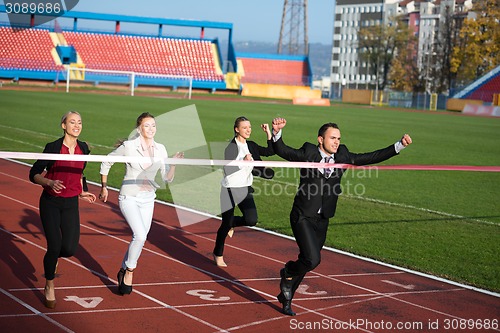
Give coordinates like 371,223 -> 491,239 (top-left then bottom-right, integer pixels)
1,5 -> 231,28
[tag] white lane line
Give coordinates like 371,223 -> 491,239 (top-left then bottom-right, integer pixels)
0,287 -> 468,319
1,188 -> 496,330
0,196 -> 229,333
8,271 -> 405,292
382,279 -> 415,290
0,288 -> 74,332
0,191 -> 376,332
0,124 -> 112,149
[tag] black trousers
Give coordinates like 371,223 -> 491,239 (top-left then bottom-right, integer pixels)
39,191 -> 80,280
283,206 -> 329,299
213,187 -> 258,256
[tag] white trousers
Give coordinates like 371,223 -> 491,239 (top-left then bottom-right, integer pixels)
118,191 -> 156,269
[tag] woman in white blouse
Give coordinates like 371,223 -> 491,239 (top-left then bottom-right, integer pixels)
99,112 -> 183,295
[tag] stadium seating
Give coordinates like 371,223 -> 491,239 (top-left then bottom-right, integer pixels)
238,57 -> 309,86
62,32 -> 224,82
466,74 -> 500,103
0,27 -> 63,71
0,27 -> 224,83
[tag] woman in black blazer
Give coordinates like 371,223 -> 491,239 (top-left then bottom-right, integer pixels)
213,116 -> 275,267
29,111 -> 96,309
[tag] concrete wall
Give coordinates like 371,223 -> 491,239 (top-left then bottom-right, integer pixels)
241,83 -> 321,100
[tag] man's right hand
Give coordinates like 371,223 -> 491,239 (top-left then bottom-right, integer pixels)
272,117 -> 287,134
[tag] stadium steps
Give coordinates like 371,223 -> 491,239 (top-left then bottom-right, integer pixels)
453,65 -> 500,102
48,32 -> 86,79
236,59 -> 245,75
48,32 -> 65,47
210,43 -> 223,75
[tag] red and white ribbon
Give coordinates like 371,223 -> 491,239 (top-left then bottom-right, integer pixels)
0,151 -> 499,172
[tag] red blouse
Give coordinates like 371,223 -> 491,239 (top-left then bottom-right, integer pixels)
44,144 -> 85,197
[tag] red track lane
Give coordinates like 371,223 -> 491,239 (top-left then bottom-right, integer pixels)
0,158 -> 498,333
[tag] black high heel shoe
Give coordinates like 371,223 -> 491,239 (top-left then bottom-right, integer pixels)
117,268 -> 133,295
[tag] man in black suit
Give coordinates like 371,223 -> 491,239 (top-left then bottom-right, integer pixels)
271,117 -> 412,316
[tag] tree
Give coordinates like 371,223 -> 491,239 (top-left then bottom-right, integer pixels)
389,23 -> 419,92
433,3 -> 462,93
358,24 -> 391,91
358,17 -> 417,91
451,0 -> 500,86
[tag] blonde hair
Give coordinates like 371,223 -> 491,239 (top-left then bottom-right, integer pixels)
61,111 -> 81,124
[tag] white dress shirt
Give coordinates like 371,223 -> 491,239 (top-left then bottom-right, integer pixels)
221,139 -> 254,188
100,136 -> 171,196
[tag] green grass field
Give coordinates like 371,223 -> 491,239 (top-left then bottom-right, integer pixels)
1,89 -> 499,292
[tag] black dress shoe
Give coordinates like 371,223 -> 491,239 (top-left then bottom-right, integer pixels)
279,268 -> 293,300
277,293 -> 296,316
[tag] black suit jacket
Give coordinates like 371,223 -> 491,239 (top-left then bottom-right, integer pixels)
273,137 -> 398,218
224,138 -> 275,181
29,137 -> 91,191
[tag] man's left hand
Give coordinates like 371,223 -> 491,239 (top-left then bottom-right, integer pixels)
401,134 -> 412,146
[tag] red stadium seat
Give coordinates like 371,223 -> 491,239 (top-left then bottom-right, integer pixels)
61,31 -> 223,82
0,27 -> 63,71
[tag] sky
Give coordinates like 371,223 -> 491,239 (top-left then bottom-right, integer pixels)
1,0 -> 335,44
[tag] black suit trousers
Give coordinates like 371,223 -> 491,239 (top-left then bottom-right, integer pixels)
39,191 -> 80,280
284,206 -> 329,296
213,187 -> 258,256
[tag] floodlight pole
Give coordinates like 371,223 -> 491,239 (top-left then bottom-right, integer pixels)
278,0 -> 308,55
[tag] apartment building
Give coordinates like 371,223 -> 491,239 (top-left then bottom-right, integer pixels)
329,0 -> 473,97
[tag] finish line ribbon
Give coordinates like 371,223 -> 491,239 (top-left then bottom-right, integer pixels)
0,151 -> 499,172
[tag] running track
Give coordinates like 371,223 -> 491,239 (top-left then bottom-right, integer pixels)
0,159 -> 498,333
